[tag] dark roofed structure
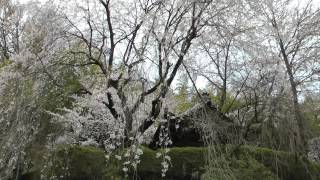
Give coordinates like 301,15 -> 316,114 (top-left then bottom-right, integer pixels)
149,92 -> 240,149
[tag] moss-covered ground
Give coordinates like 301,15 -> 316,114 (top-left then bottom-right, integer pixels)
20,145 -> 320,180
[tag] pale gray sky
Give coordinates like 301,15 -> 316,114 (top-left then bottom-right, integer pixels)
17,0 -> 46,4
15,0 -> 320,90
17,0 -> 320,5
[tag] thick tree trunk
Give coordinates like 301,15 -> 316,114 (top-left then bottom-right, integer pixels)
279,38 -> 306,153
220,41 -> 231,112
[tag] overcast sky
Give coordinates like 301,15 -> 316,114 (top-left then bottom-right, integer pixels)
17,0 -> 320,4
17,0 -> 46,4
15,0 -> 320,90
